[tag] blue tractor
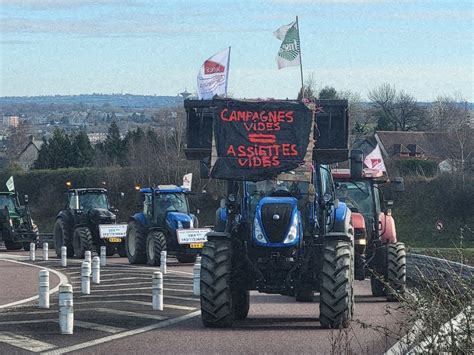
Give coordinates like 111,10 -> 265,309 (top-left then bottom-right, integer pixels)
184,98 -> 355,329
125,185 -> 204,265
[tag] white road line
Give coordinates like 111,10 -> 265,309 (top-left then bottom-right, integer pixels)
0,259 -> 68,310
79,308 -> 168,321
76,281 -> 191,288
41,310 -> 201,355
73,286 -> 193,293
0,319 -> 124,334
72,300 -> 197,311
0,331 -> 56,352
80,294 -> 199,302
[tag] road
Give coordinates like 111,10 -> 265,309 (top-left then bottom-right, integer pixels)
0,248 -> 406,354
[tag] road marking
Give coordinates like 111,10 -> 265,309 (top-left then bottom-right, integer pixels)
0,332 -> 56,352
0,259 -> 68,310
78,308 -> 168,321
72,300 -> 197,310
72,286 -> 193,293
74,281 -> 192,288
41,310 -> 201,355
80,293 -> 199,302
0,319 -> 124,333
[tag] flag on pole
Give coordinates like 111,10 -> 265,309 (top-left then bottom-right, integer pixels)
6,176 -> 15,192
182,173 -> 193,191
197,47 -> 231,100
364,144 -> 387,172
274,20 -> 301,69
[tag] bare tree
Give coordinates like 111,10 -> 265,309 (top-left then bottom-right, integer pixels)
368,83 -> 426,131
428,94 -> 470,131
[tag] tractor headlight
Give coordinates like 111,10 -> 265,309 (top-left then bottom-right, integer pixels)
177,221 -> 183,229
283,213 -> 299,244
253,217 -> 267,244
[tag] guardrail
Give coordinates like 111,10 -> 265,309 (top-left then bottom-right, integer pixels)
386,253 -> 473,354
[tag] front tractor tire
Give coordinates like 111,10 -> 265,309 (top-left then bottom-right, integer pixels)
72,227 -> 93,259
176,253 -> 197,264
146,230 -> 167,266
200,239 -> 234,328
320,239 -> 354,329
4,240 -> 22,251
126,221 -> 147,264
386,242 -> 406,301
232,288 -> 250,320
53,218 -> 74,257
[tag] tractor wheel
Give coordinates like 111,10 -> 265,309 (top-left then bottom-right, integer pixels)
386,242 -> 406,301
146,230 -> 167,266
176,253 -> 197,264
22,242 -> 31,251
232,288 -> 250,320
370,274 -> 386,296
72,227 -> 93,259
4,240 -> 22,251
105,243 -> 115,257
117,241 -> 127,257
53,218 -> 74,257
295,290 -> 314,302
126,221 -> 147,264
320,239 -> 353,329
200,239 -> 234,327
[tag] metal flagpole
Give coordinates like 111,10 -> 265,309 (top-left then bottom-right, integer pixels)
225,46 -> 231,97
295,16 -> 304,98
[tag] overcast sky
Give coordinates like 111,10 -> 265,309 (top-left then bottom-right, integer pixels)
1,0 -> 473,101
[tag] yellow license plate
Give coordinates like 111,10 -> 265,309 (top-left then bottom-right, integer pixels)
108,238 -> 122,243
190,243 -> 204,249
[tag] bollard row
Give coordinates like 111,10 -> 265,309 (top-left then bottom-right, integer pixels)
152,271 -> 163,311
38,270 -> 49,309
59,284 -> 74,334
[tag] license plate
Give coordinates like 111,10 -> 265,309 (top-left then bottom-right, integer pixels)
108,238 -> 122,243
190,243 -> 203,249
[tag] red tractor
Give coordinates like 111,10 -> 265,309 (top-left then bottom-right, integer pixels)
332,151 -> 406,301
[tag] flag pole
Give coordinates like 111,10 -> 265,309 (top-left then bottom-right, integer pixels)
296,16 -> 304,98
225,46 -> 231,97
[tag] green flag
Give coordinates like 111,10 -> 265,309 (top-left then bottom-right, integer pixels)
274,21 -> 300,69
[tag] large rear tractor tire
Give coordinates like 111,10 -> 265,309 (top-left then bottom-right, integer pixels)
200,239 -> 234,327
4,240 -> 22,251
72,227 -> 93,259
232,289 -> 250,320
53,218 -> 74,257
146,230 -> 167,266
176,253 -> 197,264
126,221 -> 147,264
320,239 -> 354,329
386,242 -> 406,301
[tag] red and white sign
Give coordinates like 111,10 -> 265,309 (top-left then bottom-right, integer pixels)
364,144 -> 387,172
197,47 -> 231,100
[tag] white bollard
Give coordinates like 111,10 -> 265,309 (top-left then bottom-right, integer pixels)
59,284 -> 74,334
38,270 -> 50,308
100,246 -> 106,267
152,271 -> 163,311
30,243 -> 36,261
160,251 -> 167,275
43,242 -> 49,261
193,259 -> 201,296
81,261 -> 90,294
92,256 -> 100,284
61,246 -> 67,267
84,250 -> 91,264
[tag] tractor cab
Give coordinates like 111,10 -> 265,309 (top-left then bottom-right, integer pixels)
0,192 -> 18,216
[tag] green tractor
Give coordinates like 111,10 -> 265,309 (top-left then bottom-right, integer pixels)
0,191 -> 38,251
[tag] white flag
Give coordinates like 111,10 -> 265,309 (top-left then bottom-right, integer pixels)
197,47 -> 231,100
6,176 -> 15,191
182,173 -> 193,191
364,144 -> 387,172
274,20 -> 300,69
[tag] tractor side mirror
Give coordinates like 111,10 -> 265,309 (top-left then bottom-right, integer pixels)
391,177 -> 405,192
24,194 -> 29,204
350,149 -> 364,179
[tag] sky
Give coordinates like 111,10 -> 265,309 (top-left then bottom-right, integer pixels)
0,0 -> 473,101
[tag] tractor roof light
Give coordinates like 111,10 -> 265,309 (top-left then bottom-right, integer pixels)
66,181 -> 72,188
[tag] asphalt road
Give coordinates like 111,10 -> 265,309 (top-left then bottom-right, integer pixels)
0,249 -> 406,354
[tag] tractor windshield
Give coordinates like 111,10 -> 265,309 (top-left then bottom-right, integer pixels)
0,194 -> 16,212
335,181 -> 374,219
155,193 -> 189,214
79,192 -> 109,211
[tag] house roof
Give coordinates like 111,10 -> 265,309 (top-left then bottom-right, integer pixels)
375,131 -> 449,161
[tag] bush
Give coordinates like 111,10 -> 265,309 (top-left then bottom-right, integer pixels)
396,159 -> 438,177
